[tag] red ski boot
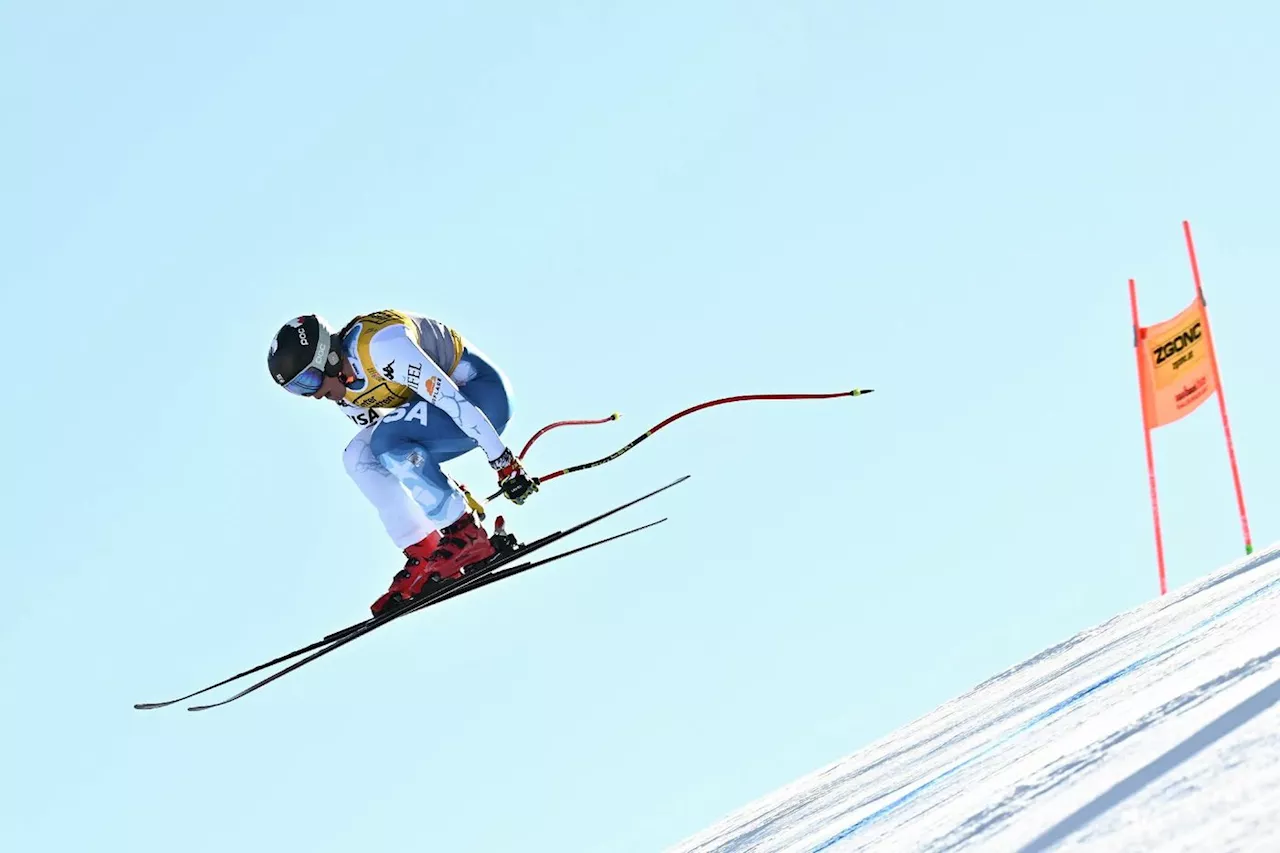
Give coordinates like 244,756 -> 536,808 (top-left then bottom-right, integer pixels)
370,529 -> 441,617
370,514 -> 496,616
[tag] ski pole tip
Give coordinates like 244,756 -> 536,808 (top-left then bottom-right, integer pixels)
610,412 -> 621,420
850,388 -> 874,396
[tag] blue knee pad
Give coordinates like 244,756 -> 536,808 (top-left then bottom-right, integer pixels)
376,441 -> 464,526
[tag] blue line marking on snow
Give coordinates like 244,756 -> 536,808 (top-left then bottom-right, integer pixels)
808,571 -> 1280,852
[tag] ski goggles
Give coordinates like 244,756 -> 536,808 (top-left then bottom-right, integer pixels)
282,365 -> 327,396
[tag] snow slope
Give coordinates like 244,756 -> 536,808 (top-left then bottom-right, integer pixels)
669,546 -> 1280,852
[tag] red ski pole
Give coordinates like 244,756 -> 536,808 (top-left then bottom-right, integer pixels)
487,388 -> 873,501
520,413 -> 620,459
456,413 -> 620,519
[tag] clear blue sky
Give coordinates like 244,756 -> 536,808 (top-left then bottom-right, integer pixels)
3,2 -> 1279,851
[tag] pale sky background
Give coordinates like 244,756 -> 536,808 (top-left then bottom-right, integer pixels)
3,2 -> 1279,852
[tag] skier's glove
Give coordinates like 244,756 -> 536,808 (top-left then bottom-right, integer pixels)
491,448 -> 538,505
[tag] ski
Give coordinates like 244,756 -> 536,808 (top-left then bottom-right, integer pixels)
185,517 -> 672,712
133,474 -> 687,712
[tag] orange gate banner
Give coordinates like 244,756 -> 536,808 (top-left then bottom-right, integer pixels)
1128,221 -> 1253,598
1136,297 -> 1218,430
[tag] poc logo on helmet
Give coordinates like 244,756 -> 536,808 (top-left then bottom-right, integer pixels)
288,316 -> 310,346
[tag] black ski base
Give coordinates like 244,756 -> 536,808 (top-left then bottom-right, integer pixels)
133,474 -> 688,712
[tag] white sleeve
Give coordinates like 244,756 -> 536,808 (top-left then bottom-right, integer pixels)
368,325 -> 507,461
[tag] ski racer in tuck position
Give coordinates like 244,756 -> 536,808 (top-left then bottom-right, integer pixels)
266,310 -> 537,617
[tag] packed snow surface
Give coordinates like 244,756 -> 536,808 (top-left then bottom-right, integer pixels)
669,546 -> 1280,852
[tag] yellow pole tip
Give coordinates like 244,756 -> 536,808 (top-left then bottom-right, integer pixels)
611,412 -> 621,420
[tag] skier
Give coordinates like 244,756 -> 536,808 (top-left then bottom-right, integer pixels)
266,310 -> 537,615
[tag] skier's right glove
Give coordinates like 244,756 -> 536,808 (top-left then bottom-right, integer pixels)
491,448 -> 538,505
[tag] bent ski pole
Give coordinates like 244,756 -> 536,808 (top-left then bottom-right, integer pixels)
488,388 -> 873,500
521,413 -> 620,458
461,414 -> 621,519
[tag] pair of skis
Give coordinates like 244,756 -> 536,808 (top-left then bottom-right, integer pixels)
134,474 -> 689,712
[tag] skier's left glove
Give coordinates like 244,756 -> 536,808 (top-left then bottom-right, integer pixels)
491,448 -> 538,505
